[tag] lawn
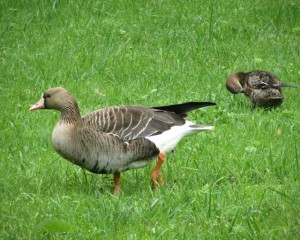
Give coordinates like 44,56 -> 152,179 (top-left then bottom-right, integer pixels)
1,0 -> 300,239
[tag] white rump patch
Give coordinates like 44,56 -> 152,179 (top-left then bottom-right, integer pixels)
146,120 -> 214,153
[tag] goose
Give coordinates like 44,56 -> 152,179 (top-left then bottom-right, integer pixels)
226,70 -> 298,108
30,87 -> 216,194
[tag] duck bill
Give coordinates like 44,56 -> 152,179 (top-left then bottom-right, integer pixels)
29,98 -> 45,111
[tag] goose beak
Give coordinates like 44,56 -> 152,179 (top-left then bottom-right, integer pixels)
29,98 -> 45,111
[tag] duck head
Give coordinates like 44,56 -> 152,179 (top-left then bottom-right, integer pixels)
225,72 -> 247,94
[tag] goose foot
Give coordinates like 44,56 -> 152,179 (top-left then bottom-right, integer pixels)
151,152 -> 166,190
113,172 -> 121,195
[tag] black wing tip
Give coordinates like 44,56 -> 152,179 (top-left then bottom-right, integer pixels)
153,102 -> 216,109
181,101 -> 217,109
191,101 -> 217,107
152,101 -> 217,116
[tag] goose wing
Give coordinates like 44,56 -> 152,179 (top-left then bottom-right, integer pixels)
82,106 -> 182,141
82,102 -> 215,142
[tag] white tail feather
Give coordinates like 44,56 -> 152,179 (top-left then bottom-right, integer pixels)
146,120 -> 214,153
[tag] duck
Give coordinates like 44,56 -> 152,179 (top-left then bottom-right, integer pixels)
244,87 -> 284,108
30,87 -> 216,194
226,70 -> 298,108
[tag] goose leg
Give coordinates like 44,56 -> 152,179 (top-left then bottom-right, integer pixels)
113,172 -> 121,195
151,152 -> 166,189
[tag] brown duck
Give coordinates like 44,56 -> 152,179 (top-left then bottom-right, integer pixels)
226,70 -> 298,108
30,87 -> 216,194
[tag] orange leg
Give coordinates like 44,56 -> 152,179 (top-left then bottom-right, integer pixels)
113,172 -> 121,195
151,152 -> 166,189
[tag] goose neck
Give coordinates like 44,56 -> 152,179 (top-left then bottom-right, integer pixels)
60,101 -> 82,124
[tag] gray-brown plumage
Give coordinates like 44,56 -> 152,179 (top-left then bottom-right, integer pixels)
226,70 -> 298,108
30,87 -> 215,194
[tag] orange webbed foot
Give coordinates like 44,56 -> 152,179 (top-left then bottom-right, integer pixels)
151,152 -> 166,190
113,172 -> 121,196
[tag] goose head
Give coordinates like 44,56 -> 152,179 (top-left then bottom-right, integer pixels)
30,87 -> 76,112
30,87 -> 81,123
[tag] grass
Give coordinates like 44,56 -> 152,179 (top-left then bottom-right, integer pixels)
1,0 -> 300,239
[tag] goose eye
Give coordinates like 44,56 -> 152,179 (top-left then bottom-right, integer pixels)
43,93 -> 51,98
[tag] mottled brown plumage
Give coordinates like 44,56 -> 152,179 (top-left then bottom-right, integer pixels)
244,87 -> 283,108
226,70 -> 298,108
30,87 -> 215,194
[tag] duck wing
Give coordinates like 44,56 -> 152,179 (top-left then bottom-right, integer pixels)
247,70 -> 298,89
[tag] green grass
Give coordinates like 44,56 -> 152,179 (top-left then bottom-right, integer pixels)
1,0 -> 300,239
